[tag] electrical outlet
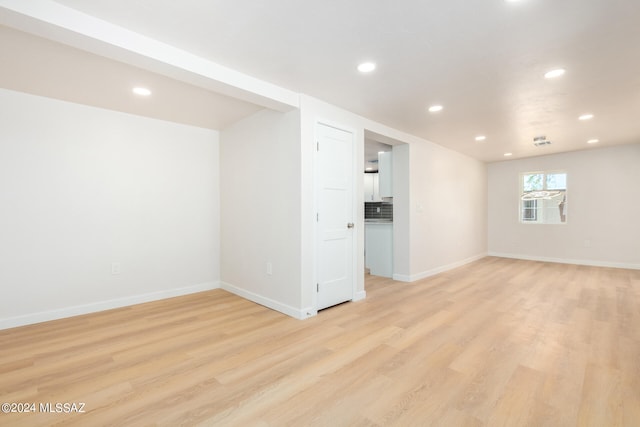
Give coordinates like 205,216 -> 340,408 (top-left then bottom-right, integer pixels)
111,262 -> 121,275
266,262 -> 272,276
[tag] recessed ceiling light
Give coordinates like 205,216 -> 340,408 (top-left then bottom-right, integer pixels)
504,152 -> 513,157
357,62 -> 376,73
544,68 -> 566,79
428,105 -> 443,113
578,113 -> 594,121
587,139 -> 600,144
132,87 -> 152,96
475,135 -> 487,141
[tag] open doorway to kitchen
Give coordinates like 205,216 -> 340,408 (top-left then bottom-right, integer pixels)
363,130 -> 409,282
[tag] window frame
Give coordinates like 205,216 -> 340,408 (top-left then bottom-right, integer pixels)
519,170 -> 567,225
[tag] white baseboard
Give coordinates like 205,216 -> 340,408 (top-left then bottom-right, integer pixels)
488,252 -> 640,270
220,281 -> 312,320
0,281 -> 220,331
400,253 -> 488,282
353,290 -> 366,301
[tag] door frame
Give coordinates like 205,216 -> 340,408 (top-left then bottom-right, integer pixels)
312,119 -> 360,312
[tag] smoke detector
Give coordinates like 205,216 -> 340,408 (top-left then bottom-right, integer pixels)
533,135 -> 552,146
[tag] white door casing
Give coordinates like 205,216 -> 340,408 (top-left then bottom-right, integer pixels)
316,122 -> 355,310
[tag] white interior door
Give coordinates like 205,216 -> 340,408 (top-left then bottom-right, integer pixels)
316,123 -> 355,310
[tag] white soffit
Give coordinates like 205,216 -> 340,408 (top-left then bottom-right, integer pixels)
0,0 -> 299,113
0,25 -> 263,130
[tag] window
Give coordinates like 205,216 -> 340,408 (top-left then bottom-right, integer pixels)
520,171 -> 567,224
522,199 -> 538,222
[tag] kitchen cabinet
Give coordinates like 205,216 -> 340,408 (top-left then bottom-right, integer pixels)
364,173 -> 381,202
378,151 -> 393,198
364,152 -> 392,201
365,222 -> 393,278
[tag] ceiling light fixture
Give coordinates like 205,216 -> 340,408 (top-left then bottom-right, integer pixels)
132,87 -> 152,96
504,152 -> 513,157
578,113 -> 594,121
587,139 -> 600,144
428,105 -> 443,113
475,135 -> 486,141
357,62 -> 376,73
544,68 -> 566,79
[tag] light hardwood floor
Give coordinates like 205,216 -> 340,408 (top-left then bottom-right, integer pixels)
1,257 -> 639,426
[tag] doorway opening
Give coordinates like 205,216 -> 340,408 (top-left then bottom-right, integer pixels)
363,130 -> 410,284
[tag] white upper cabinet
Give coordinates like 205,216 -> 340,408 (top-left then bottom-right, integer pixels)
364,172 -> 381,202
378,151 -> 393,198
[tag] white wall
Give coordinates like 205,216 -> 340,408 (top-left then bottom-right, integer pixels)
0,89 -> 220,329
408,142 -> 488,280
488,144 -> 640,268
219,108 -> 303,317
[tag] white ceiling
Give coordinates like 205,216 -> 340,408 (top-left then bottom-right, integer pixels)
2,0 -> 640,162
0,25 -> 263,129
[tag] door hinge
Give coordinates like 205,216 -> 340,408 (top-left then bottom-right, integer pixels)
317,283 -> 319,292
316,141 -> 319,151
316,212 -> 319,222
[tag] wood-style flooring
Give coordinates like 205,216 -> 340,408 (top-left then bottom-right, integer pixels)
1,257 -> 639,426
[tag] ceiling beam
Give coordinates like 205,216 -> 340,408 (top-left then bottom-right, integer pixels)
0,0 -> 300,112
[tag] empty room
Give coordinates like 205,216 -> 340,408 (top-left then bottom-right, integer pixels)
1,1 -> 639,426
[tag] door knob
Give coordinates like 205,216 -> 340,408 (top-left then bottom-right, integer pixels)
347,222 -> 355,228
